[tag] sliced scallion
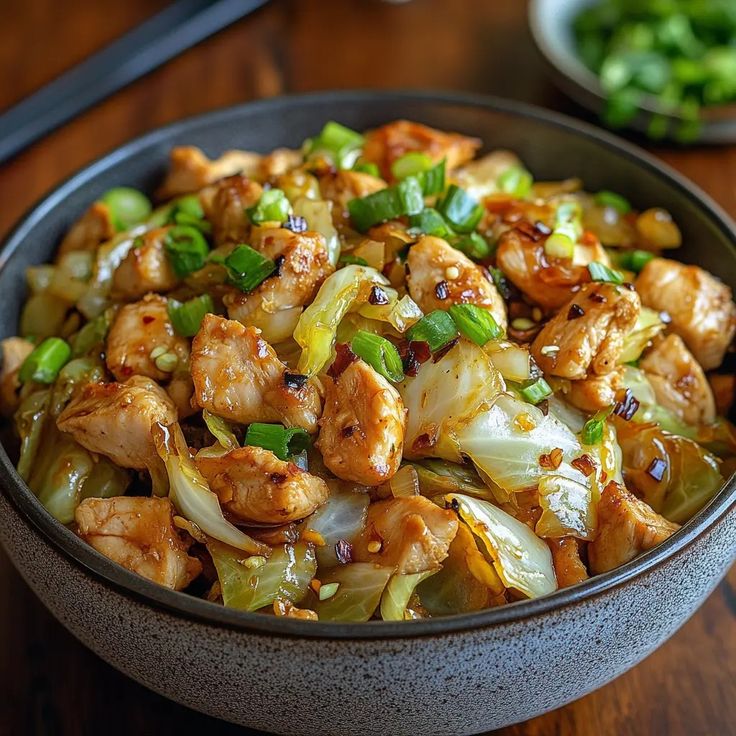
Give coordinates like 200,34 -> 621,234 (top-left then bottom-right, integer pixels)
245,423 -> 311,461
405,310 -> 458,353
307,121 -> 364,169
497,166 -> 533,198
100,187 -> 152,231
448,304 -> 502,345
544,231 -> 575,259
218,244 -> 277,293
347,176 -> 424,232
164,225 -> 210,277
338,254 -> 369,267
581,406 -> 614,445
352,161 -> 380,177
247,189 -> 291,225
418,159 -> 446,196
594,190 -> 631,214
168,294 -> 214,337
409,208 -> 454,238
19,337 -> 71,384
350,330 -> 404,383
617,249 -> 655,273
517,377 -> 553,405
168,194 -> 211,233
588,261 -> 625,284
437,185 -> 483,233
391,151 -> 433,180
453,232 -> 491,260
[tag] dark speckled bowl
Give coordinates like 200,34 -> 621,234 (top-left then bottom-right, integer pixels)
0,92 -> 734,735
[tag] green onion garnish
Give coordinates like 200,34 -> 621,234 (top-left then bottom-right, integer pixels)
581,406 -> 614,445
391,151 -> 433,180
406,310 -> 459,353
409,208 -> 454,239
453,232 -> 491,260
164,225 -> 210,277
352,161 -> 380,177
588,261 -> 625,284
617,249 -> 655,273
167,194 -> 211,233
100,187 -> 152,231
544,232 -> 575,260
70,311 -> 111,358
339,254 -> 369,267
437,185 -> 483,233
350,330 -> 404,383
218,244 -> 277,293
497,166 -> 533,198
347,176 -> 424,232
306,121 -> 364,169
594,190 -> 631,214
247,189 -> 291,225
448,304 -> 502,345
418,159 -> 446,196
245,423 -> 311,461
168,294 -> 214,337
517,377 -> 553,405
19,337 -> 71,384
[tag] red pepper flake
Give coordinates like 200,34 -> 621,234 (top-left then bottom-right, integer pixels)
571,454 -> 595,477
368,285 -> 389,305
589,291 -> 607,303
327,343 -> 358,379
567,303 -> 585,320
434,280 -> 450,300
515,220 -> 544,241
622,281 -> 635,291
270,473 -> 287,484
433,337 -> 459,362
341,425 -> 357,438
538,399 -> 550,416
646,457 -> 667,482
273,255 -> 285,275
335,539 -> 353,564
412,433 -> 434,452
142,315 -> 155,324
613,389 -> 640,421
539,448 -> 563,470
283,214 -> 307,233
398,339 -> 431,376
283,372 -> 308,389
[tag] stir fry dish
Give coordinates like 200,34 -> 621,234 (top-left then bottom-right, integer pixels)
5,120 -> 736,622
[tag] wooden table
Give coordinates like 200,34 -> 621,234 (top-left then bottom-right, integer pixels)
0,1 -> 734,734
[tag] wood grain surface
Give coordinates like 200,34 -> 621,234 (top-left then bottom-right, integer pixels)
0,1 -> 734,734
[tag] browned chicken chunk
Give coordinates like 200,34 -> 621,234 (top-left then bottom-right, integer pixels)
588,481 -> 679,574
196,446 -> 329,524
317,359 -> 406,485
199,175 -> 263,246
75,496 -> 201,590
105,294 -> 190,382
352,496 -> 458,574
640,334 -> 716,425
110,228 -> 179,301
562,367 -> 625,412
190,314 -> 321,431
57,376 -> 177,471
57,202 -> 116,258
636,257 -> 736,370
406,236 -> 507,330
318,170 -> 387,226
532,283 -> 640,380
546,537 -> 589,588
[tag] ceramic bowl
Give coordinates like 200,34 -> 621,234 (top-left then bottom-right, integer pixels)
529,0 -> 736,143
0,91 -> 734,735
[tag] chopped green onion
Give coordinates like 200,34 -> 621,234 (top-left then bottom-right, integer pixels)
307,121 -> 364,169
70,311 -> 111,357
164,225 -> 210,277
353,161 -> 380,177
594,190 -> 631,214
19,337 -> 71,384
339,254 -> 369,267
247,189 -> 291,225
218,244 -> 277,293
408,208 -> 454,239
100,187 -> 152,231
350,330 -> 404,383
405,310 -> 459,353
517,377 -> 553,405
448,304 -> 502,345
168,194 -> 211,233
497,166 -> 533,198
544,232 -> 575,260
348,176 -> 424,232
617,249 -> 655,273
581,406 -> 614,445
588,261 -> 625,285
168,294 -> 214,337
418,159 -> 446,196
391,151 -> 433,180
490,267 -> 511,299
437,185 -> 483,233
245,423 -> 311,461
453,232 -> 491,260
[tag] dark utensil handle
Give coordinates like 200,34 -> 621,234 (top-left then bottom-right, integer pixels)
0,0 -> 269,164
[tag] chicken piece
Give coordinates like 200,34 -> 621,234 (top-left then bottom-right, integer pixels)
636,257 -> 736,370
453,150 -> 522,200
316,360 -> 406,485
562,367 -> 625,412
406,236 -> 507,330
223,228 -> 333,343
258,148 -> 302,180
110,228 -> 179,301
710,373 -> 736,417
640,334 -> 716,426
0,337 -> 33,416
199,175 -> 263,246
352,496 -> 458,574
57,376 -> 177,471
196,446 -> 329,524
190,314 -> 321,432
75,496 -> 201,590
588,481 -> 679,574
57,202 -> 116,258
496,227 -> 610,311
546,537 -> 589,588
362,120 -> 480,180
531,283 -> 640,380
156,146 -> 262,199
318,170 -> 386,226
165,370 -> 197,420
105,294 -> 189,382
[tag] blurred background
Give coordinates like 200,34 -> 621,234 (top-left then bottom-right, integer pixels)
0,1 -> 734,734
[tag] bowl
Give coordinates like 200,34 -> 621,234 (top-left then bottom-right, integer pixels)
0,91 -> 734,735
529,0 -> 736,144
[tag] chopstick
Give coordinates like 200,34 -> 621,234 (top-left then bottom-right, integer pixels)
0,0 -> 270,165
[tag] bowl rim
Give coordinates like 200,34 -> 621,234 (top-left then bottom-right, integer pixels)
1,88 -> 735,641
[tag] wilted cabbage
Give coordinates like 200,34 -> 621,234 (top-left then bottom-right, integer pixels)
358,291 -> 423,333
380,570 -> 436,621
536,475 -> 596,540
619,307 -> 665,364
408,458 -> 498,501
312,563 -> 394,622
292,196 -> 340,267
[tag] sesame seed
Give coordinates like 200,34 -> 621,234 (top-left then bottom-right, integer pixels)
532,307 -> 543,322
540,345 -> 560,356
367,540 -> 382,554
318,582 -> 340,601
511,317 -> 535,331
445,265 -> 460,280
